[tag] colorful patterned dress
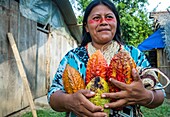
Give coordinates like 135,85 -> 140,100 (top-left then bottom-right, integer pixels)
47,42 -> 162,117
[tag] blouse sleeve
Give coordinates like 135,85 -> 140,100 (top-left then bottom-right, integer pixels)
47,52 -> 69,103
124,45 -> 150,68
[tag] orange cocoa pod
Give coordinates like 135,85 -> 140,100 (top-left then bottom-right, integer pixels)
62,64 -> 85,94
86,50 -> 108,85
107,50 -> 137,92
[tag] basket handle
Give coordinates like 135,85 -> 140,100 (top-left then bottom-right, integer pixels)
140,68 -> 170,90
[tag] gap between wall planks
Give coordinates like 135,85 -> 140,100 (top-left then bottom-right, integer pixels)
7,33 -> 37,117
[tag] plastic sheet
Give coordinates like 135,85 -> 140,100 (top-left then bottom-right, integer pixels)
19,0 -> 64,28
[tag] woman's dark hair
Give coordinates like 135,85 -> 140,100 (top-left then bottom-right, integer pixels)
80,0 -> 122,46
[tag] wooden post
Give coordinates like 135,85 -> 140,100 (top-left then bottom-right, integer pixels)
157,49 -> 163,81
157,49 -> 160,80
7,33 -> 37,117
46,32 -> 51,91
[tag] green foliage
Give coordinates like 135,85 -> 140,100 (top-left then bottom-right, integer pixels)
77,15 -> 83,25
70,0 -> 92,24
77,0 -> 92,14
70,0 -> 92,14
115,0 -> 153,46
71,0 -> 154,47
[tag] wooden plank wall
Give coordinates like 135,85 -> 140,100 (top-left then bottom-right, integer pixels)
35,30 -> 48,97
0,1 -> 28,116
49,28 -> 76,84
0,0 -> 38,116
157,49 -> 170,98
0,0 -> 78,116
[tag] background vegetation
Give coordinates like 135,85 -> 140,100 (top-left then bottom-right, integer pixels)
70,0 -> 154,47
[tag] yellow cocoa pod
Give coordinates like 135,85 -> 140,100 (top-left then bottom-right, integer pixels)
86,76 -> 110,115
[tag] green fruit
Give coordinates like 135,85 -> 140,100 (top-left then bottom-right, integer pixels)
86,76 -> 110,115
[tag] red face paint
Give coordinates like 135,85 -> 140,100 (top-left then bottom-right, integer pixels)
100,17 -> 116,23
88,17 -> 116,24
105,18 -> 116,22
88,19 -> 100,24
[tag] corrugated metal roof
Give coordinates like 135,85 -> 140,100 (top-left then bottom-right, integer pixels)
149,11 -> 169,19
53,0 -> 82,44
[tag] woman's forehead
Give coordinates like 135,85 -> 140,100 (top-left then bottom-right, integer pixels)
89,4 -> 114,16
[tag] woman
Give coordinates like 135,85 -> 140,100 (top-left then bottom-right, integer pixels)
48,0 -> 165,117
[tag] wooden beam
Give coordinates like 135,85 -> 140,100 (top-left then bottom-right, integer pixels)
46,32 -> 51,91
157,49 -> 161,80
7,33 -> 37,117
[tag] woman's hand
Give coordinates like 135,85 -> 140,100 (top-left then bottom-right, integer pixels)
50,89 -> 108,117
67,89 -> 108,117
101,68 -> 154,109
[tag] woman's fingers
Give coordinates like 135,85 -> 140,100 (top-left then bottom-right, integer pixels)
104,99 -> 127,109
80,89 -> 96,98
74,90 -> 107,116
109,78 -> 128,90
102,90 -> 127,100
109,68 -> 143,91
77,90 -> 102,111
132,68 -> 140,81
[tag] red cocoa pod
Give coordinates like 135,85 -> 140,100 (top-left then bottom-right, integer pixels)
86,50 -> 108,85
107,50 -> 137,92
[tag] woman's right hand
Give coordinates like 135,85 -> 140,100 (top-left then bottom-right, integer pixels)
67,89 -> 108,117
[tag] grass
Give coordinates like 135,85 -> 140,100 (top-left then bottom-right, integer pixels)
22,109 -> 66,117
141,98 -> 170,117
22,99 -> 170,117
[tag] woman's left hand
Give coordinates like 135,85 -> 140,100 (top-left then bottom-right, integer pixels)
102,68 -> 152,109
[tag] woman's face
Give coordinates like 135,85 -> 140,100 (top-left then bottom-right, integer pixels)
85,4 -> 117,49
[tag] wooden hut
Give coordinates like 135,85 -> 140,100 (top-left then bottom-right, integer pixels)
148,11 -> 170,98
0,0 -> 81,116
